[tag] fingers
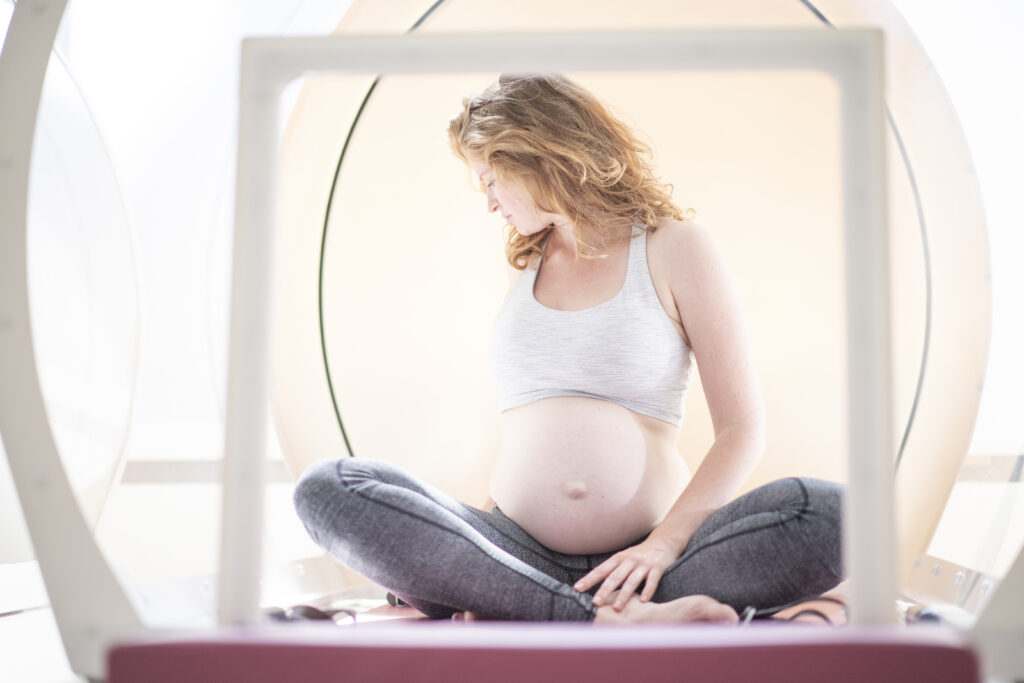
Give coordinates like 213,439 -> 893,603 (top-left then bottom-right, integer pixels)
593,561 -> 637,607
574,541 -> 677,609
639,566 -> 664,603
612,569 -> 648,610
573,563 -> 612,593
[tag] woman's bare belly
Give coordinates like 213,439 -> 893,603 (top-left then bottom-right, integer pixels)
490,396 -> 690,555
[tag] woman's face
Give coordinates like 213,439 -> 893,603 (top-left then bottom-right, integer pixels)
468,158 -> 559,236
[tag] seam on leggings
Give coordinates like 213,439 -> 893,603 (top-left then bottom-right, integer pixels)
793,477 -> 844,580
674,477 -> 809,565
793,477 -> 811,515
342,478 -> 594,620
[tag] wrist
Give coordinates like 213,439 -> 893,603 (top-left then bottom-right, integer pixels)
650,507 -> 715,555
647,525 -> 692,556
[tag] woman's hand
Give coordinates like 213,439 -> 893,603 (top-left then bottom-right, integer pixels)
573,535 -> 684,610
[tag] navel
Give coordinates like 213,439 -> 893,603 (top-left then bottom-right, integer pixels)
564,481 -> 588,500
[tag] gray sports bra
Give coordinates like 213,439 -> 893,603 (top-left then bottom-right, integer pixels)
489,228 -> 692,426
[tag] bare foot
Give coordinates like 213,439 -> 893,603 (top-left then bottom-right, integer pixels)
451,611 -> 485,622
593,593 -> 739,625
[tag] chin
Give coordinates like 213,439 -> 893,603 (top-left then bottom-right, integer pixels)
517,223 -> 549,236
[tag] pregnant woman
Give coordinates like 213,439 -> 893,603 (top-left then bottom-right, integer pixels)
293,74 -> 843,623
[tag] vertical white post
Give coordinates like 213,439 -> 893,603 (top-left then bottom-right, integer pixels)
217,42 -> 282,625
839,32 -> 898,625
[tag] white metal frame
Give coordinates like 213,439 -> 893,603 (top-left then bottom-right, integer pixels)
218,28 -> 895,626
19,8 -> 1023,680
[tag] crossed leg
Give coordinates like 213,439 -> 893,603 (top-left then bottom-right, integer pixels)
293,458 -> 842,622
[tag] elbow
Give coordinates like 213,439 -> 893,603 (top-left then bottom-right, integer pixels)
748,423 -> 766,467
746,396 -> 767,465
717,414 -> 766,469
748,406 -> 767,465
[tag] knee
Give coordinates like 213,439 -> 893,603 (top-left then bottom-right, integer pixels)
756,477 -> 843,543
292,458 -> 395,534
795,478 -> 843,523
292,459 -> 346,535
793,477 -> 845,579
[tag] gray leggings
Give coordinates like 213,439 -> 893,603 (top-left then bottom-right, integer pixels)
293,458 -> 844,621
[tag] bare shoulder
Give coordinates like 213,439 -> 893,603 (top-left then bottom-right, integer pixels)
647,219 -> 720,277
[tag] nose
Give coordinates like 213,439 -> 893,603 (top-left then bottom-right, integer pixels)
486,187 -> 499,213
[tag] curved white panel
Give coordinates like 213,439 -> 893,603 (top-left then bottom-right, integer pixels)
0,0 -> 143,678
0,18 -> 139,565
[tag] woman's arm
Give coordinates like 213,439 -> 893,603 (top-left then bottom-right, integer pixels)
644,221 -> 766,554
575,221 -> 765,609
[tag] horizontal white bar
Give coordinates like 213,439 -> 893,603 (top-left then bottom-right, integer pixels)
240,29 -> 873,92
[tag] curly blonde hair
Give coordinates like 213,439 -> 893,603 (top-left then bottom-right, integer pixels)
448,74 -> 690,269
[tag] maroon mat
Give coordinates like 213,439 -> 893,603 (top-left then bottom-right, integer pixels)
107,622 -> 979,683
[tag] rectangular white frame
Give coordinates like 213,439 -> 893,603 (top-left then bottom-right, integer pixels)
220,29 -> 895,626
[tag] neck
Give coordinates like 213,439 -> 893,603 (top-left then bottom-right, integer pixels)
545,220 -> 631,259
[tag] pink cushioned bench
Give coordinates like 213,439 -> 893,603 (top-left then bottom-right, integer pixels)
107,622 -> 979,682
